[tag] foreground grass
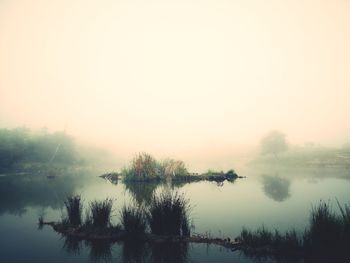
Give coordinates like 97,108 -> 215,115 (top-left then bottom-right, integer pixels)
63,195 -> 83,226
239,201 -> 350,261
148,190 -> 191,236
89,198 -> 113,228
120,203 -> 147,237
59,190 -> 191,238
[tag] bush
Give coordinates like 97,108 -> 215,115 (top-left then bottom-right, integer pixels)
148,190 -> 191,236
89,198 -> 113,228
64,195 -> 83,226
225,169 -> 238,180
120,204 -> 147,237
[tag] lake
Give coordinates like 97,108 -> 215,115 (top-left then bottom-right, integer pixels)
1,167 -> 349,263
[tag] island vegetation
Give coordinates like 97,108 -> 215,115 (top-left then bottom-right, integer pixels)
100,152 -> 240,183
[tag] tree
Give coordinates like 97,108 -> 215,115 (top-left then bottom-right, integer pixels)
261,131 -> 288,158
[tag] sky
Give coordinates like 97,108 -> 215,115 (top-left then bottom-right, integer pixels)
1,0 -> 350,162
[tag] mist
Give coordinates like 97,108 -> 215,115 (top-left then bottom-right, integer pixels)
1,0 -> 350,170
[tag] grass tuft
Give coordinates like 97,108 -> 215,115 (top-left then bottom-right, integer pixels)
148,190 -> 191,236
89,198 -> 113,228
120,203 -> 147,237
64,195 -> 83,226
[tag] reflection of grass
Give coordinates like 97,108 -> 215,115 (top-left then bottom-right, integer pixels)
151,242 -> 188,263
121,204 -> 147,237
62,237 -> 82,255
239,201 -> 350,260
87,240 -> 113,262
64,195 -> 83,226
148,190 -> 191,236
123,240 -> 149,263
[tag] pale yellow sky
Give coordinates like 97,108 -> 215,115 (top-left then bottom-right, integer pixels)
1,0 -> 350,159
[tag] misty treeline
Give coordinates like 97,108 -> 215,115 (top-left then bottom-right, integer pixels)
256,130 -> 350,168
0,127 -> 107,172
0,128 -> 76,172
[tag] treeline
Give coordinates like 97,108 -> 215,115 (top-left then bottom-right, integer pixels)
0,128 -> 78,172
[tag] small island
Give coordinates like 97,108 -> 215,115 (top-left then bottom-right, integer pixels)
100,152 -> 242,183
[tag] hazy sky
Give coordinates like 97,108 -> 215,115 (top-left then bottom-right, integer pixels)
1,0 -> 350,159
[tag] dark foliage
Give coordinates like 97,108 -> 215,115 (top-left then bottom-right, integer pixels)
148,190 -> 191,236
64,195 -> 83,226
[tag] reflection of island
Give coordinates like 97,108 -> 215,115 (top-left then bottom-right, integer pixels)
124,181 -> 160,204
262,175 -> 291,202
0,174 -> 82,215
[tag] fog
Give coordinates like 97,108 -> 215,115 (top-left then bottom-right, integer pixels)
1,0 -> 350,169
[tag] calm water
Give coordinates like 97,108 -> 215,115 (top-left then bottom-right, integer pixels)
1,167 -> 350,263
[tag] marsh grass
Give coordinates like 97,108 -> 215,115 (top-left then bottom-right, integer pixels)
148,190 -> 191,236
64,195 -> 83,226
239,226 -> 302,253
239,201 -> 350,260
120,204 -> 147,237
89,198 -> 113,228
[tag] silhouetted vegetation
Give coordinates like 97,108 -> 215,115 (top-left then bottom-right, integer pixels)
121,204 -> 147,237
239,201 -> 350,261
240,226 -> 302,255
148,190 -> 191,236
64,195 -> 83,226
89,198 -> 113,228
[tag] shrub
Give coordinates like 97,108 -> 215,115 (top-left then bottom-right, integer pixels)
225,169 -> 238,180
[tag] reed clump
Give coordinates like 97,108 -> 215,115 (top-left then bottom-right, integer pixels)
148,190 -> 191,236
64,195 -> 83,226
239,201 -> 350,260
120,203 -> 147,237
89,198 -> 113,228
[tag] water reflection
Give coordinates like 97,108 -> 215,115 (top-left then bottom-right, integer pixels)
262,175 -> 291,202
62,237 -> 83,256
62,237 -> 189,263
151,242 -> 189,263
87,240 -> 114,262
122,240 -> 150,263
0,174 -> 83,215
124,181 -> 159,204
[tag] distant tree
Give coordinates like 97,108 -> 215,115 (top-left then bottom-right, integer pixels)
261,131 -> 288,158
